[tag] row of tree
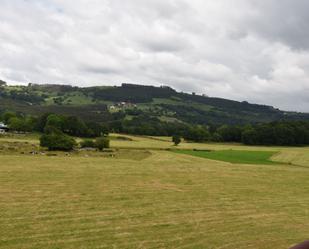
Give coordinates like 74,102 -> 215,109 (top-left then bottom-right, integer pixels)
241,122 -> 309,146
188,122 -> 309,146
0,111 -> 111,151
0,111 -> 108,138
2,111 -> 309,147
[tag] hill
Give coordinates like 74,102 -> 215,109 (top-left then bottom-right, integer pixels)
0,82 -> 308,126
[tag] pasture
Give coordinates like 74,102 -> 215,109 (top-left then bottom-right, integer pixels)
174,150 -> 278,165
1,134 -> 309,248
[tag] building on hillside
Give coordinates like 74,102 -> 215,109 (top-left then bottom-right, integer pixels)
0,122 -> 9,134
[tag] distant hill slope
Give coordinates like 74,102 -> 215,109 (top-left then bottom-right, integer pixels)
0,82 -> 308,125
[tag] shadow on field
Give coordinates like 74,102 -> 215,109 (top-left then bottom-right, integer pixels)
290,241 -> 309,249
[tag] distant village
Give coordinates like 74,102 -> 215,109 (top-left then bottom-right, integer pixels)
109,102 -> 137,111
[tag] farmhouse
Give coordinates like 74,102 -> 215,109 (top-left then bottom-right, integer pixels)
0,122 -> 8,134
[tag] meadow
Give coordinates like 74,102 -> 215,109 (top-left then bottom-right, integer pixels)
173,150 -> 278,165
1,134 -> 309,248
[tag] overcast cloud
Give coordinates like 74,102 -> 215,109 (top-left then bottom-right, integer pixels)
1,0 -> 309,111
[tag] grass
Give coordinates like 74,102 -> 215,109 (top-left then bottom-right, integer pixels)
174,149 -> 278,165
1,134 -> 309,248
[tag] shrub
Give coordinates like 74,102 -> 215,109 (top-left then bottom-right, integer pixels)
95,137 -> 110,151
80,139 -> 95,148
40,134 -> 76,151
172,135 -> 181,146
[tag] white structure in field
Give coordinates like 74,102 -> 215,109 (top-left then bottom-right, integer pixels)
0,122 -> 8,134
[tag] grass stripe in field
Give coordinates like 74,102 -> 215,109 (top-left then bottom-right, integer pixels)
174,149 -> 278,165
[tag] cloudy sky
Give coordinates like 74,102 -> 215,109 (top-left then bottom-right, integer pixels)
1,0 -> 309,111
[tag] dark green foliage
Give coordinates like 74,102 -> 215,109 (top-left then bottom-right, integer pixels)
85,122 -> 109,137
0,99 -> 111,124
2,111 -> 17,123
80,139 -> 95,148
63,116 -> 88,136
90,84 -> 176,103
46,114 -> 65,130
8,117 -> 25,132
183,126 -> 210,142
36,113 -> 110,138
211,132 -> 223,142
40,133 -> 76,151
0,88 -> 44,103
95,137 -> 110,151
36,113 -> 52,132
121,115 -> 167,136
241,128 -> 259,145
241,121 -> 309,146
44,125 -> 63,135
172,135 -> 181,146
217,125 -> 242,142
209,121 -> 309,146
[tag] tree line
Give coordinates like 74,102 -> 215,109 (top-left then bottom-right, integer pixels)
0,111 -> 108,137
1,111 -> 309,147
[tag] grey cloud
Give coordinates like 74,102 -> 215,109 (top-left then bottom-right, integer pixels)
82,65 -> 121,75
1,0 -> 309,111
242,0 -> 309,50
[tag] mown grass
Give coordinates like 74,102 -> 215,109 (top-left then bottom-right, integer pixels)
1,134 -> 309,248
174,149 -> 278,165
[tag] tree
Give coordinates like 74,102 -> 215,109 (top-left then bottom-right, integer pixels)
63,116 -> 88,137
45,114 -> 65,131
86,122 -> 109,137
95,137 -> 110,151
44,125 -> 63,135
2,111 -> 16,123
217,125 -> 242,142
36,113 -> 52,132
40,134 -> 76,151
183,126 -> 210,142
8,117 -> 32,132
241,128 -> 258,145
211,132 -> 223,142
172,135 -> 181,146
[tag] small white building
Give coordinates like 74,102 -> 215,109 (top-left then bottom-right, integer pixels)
0,122 -> 8,134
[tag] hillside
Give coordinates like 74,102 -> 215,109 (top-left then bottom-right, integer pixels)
0,82 -> 308,126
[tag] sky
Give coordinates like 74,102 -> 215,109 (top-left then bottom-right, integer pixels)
1,0 -> 309,112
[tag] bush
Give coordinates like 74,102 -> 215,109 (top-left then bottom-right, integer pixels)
95,137 -> 110,151
80,139 -> 95,148
172,135 -> 181,146
40,134 -> 76,151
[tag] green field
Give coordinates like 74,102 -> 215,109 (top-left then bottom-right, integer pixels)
1,134 -> 309,248
174,150 -> 278,165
